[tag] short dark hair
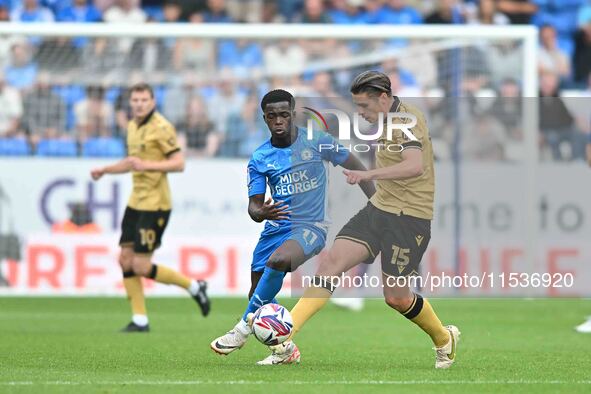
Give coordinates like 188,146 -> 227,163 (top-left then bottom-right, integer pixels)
350,70 -> 392,97
260,89 -> 295,111
129,82 -> 154,98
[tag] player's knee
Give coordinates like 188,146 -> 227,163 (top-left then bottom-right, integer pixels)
131,256 -> 152,277
384,296 -> 413,312
118,249 -> 133,271
266,254 -> 291,272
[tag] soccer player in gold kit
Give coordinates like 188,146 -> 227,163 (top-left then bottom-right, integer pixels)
91,83 -> 210,332
264,71 -> 460,368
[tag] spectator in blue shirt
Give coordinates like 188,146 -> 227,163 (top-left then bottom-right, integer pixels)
4,41 -> 38,91
223,94 -> 267,158
218,39 -> 263,78
327,0 -> 367,24
381,0 -> 423,24
203,0 -> 232,23
364,0 -> 391,24
56,0 -> 102,48
276,0 -> 303,22
10,0 -> 54,22
57,0 -> 102,22
42,0 -> 74,15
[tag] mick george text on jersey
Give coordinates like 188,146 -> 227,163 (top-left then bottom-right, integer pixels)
274,170 -> 321,196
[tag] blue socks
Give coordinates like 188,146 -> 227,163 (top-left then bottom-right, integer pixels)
242,267 -> 285,322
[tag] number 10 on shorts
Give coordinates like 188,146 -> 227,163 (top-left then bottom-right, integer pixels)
140,228 -> 156,251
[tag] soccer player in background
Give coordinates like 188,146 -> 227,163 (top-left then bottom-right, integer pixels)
574,132 -> 591,333
273,71 -> 460,368
91,83 -> 210,332
210,89 -> 375,362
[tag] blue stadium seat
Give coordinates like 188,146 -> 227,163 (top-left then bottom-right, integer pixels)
36,139 -> 78,157
0,138 -> 31,156
81,137 -> 125,158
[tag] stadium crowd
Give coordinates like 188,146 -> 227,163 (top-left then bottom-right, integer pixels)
0,0 -> 589,161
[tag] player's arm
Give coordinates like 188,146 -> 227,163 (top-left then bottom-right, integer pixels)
318,132 -> 375,198
246,156 -> 290,223
343,148 -> 423,184
90,158 -> 134,181
248,194 -> 291,223
128,150 -> 185,173
339,154 -> 376,198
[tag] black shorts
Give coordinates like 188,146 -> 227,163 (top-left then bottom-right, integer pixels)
336,202 -> 431,277
119,207 -> 171,254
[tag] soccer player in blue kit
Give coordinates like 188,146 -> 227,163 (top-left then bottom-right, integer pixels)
210,89 -> 375,363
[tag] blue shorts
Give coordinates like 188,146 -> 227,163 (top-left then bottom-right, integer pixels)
251,224 -> 327,272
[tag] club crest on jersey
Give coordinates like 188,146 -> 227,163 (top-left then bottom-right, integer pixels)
300,148 -> 313,161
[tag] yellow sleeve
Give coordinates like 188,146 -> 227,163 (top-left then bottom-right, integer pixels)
400,109 -> 427,150
157,123 -> 181,156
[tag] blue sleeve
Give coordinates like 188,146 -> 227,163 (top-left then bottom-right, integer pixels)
247,158 -> 266,197
318,132 -> 350,166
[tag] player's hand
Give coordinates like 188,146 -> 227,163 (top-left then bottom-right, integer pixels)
343,169 -> 371,185
90,168 -> 104,181
127,156 -> 148,171
259,197 -> 291,221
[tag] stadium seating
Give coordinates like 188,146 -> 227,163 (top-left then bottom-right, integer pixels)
0,138 -> 31,156
36,139 -> 78,157
81,137 -> 125,158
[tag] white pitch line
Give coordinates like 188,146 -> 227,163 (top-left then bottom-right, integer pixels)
1,380 -> 590,386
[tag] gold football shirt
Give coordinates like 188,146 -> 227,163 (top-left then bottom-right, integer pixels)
369,98 -> 435,220
126,111 -> 180,211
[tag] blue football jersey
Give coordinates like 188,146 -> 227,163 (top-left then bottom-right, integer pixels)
247,127 -> 349,233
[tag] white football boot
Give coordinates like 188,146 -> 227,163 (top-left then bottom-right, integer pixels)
256,340 -> 301,365
210,320 -> 252,355
575,317 -> 591,333
434,325 -> 461,369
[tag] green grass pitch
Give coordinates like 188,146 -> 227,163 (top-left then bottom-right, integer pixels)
1,297 -> 590,393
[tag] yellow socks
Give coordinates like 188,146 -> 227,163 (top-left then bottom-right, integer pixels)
402,294 -> 450,347
149,264 -> 191,289
290,276 -> 335,337
122,271 -> 147,316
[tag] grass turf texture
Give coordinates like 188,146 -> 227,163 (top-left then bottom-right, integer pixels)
1,297 -> 590,393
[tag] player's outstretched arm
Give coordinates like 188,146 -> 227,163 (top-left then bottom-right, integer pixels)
128,151 -> 185,173
90,158 -> 134,181
343,148 -> 423,184
248,194 -> 291,223
340,154 -> 376,198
